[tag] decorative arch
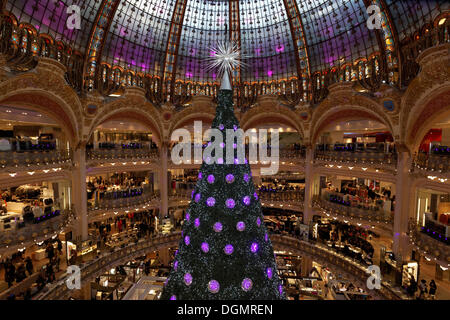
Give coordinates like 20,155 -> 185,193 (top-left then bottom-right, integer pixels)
88,102 -> 163,147
0,73 -> 83,146
311,88 -> 395,144
401,44 -> 450,152
407,87 -> 450,152
168,110 -> 216,140
240,105 -> 304,138
311,107 -> 394,144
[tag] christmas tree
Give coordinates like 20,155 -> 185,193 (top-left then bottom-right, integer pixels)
161,43 -> 285,300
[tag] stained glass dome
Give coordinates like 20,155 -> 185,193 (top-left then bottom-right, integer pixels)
5,0 -> 449,84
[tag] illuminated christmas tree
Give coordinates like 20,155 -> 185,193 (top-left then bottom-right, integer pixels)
161,42 -> 285,300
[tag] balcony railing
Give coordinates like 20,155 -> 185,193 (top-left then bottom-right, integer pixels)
258,190 -> 305,202
412,153 -> 450,174
0,209 -> 75,249
408,219 -> 449,267
87,149 -> 159,162
315,150 -> 397,168
88,186 -> 159,212
35,232 -> 182,300
313,196 -> 393,226
35,232 -> 401,300
271,235 -> 402,300
0,150 -> 72,170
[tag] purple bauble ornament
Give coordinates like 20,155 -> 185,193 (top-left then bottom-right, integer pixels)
207,174 -> 215,184
236,221 -> 246,232
201,242 -> 209,253
208,280 -> 220,294
213,222 -> 223,232
206,197 -> 216,207
226,174 -> 235,184
184,273 -> 193,286
224,244 -> 234,255
226,198 -> 235,209
242,278 -> 253,291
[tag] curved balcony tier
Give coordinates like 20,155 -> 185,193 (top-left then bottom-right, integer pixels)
412,153 -> 450,178
313,197 -> 393,234
0,209 -> 75,252
34,232 -> 400,300
315,151 -> 397,171
0,150 -> 72,172
408,220 -> 450,268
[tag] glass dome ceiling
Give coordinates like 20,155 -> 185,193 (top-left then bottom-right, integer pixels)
5,0 -> 449,84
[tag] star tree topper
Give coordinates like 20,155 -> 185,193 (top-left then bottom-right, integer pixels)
205,40 -> 248,90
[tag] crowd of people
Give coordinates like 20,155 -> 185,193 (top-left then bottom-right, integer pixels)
316,221 -> 375,266
407,278 -> 438,300
87,174 -> 149,205
325,181 -> 395,213
92,210 -> 158,247
2,237 -> 63,300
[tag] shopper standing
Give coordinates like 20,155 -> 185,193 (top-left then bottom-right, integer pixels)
25,257 -> 33,276
45,242 -> 54,263
418,279 -> 428,300
429,280 -> 437,300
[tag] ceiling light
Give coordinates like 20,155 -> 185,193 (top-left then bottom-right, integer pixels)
27,171 -> 35,175
9,173 -> 17,177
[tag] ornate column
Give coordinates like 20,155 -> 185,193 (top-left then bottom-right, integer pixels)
0,55 -> 8,82
72,142 -> 88,242
301,256 -> 313,277
303,145 -> 314,225
159,142 -> 169,219
392,147 -> 414,262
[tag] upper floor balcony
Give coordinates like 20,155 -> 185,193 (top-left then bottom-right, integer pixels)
87,148 -> 159,163
88,185 -> 159,213
0,208 -> 75,251
0,150 -> 72,172
312,195 -> 393,232
408,219 -> 449,268
315,149 -> 397,171
413,152 -> 450,178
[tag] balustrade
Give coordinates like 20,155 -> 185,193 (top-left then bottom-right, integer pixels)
0,209 -> 75,249
313,196 -> 393,225
408,219 -> 450,266
315,150 -> 397,168
87,149 -> 159,162
413,153 -> 450,174
34,232 -> 400,300
0,150 -> 72,170
88,186 -> 159,212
